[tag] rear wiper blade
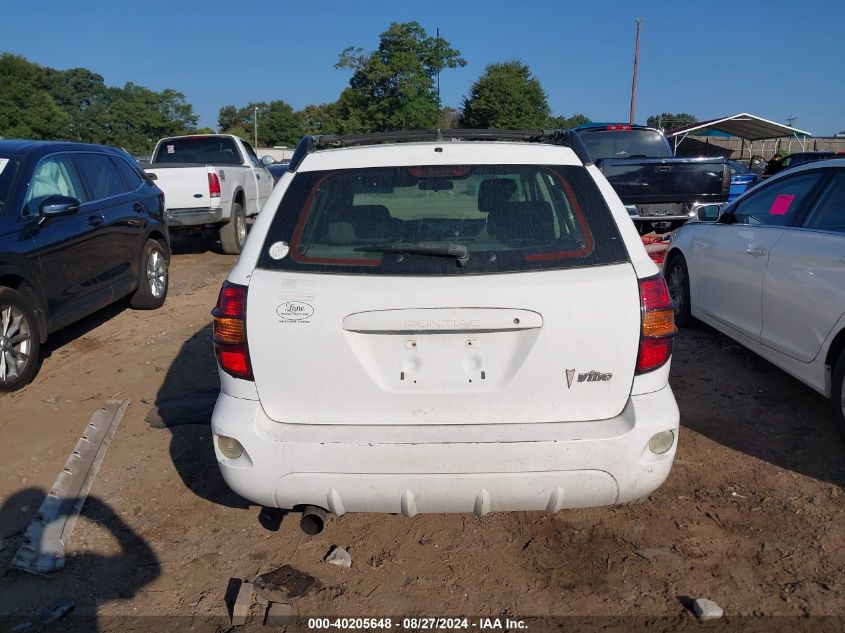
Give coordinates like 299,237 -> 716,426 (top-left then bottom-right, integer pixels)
354,242 -> 470,267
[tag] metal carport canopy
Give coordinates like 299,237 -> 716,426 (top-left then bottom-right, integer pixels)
666,112 -> 812,153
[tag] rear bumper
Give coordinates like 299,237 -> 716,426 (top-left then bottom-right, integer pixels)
624,204 -> 696,223
166,207 -> 224,227
211,385 -> 680,515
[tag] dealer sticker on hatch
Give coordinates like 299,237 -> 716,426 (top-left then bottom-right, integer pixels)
276,301 -> 314,323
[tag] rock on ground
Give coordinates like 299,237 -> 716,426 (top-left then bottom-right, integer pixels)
692,598 -> 724,621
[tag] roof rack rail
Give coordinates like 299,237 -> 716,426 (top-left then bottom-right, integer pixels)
287,128 -> 593,172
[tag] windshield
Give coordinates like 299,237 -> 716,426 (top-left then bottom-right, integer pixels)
729,160 -> 751,175
0,156 -> 21,212
258,164 -> 628,275
579,130 -> 670,159
152,137 -> 242,165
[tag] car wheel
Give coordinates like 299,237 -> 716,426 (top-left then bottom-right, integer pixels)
830,350 -> 845,443
665,254 -> 693,327
219,202 -> 246,254
0,287 -> 41,392
130,239 -> 170,310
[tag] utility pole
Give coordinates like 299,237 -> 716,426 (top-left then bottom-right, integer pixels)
629,18 -> 643,126
785,114 -> 797,127
254,106 -> 259,148
436,27 -> 442,128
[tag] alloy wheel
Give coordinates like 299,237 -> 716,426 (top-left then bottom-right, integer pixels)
147,250 -> 167,299
0,305 -> 32,384
237,213 -> 247,247
667,264 -> 686,316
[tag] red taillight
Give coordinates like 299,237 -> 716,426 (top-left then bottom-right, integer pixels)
212,282 -> 252,380
214,284 -> 246,317
208,172 -> 221,198
606,124 -> 632,131
722,164 -> 731,194
636,275 -> 677,374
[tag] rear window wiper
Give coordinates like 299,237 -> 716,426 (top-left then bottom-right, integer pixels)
354,242 -> 470,267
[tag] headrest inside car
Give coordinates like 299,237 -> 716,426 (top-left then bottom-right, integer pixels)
487,201 -> 555,246
478,178 -> 517,213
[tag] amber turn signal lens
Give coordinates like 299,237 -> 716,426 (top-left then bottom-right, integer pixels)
214,317 -> 244,344
642,308 -> 677,338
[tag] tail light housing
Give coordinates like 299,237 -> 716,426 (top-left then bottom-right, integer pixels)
208,172 -> 221,198
721,163 -> 731,195
636,274 -> 677,374
212,281 -> 253,380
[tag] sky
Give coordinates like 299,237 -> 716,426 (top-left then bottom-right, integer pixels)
1,0 -> 843,135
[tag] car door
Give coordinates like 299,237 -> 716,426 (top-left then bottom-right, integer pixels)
24,153 -> 109,324
696,170 -> 826,341
70,152 -> 138,299
242,141 -> 272,214
110,154 -> 151,291
761,169 -> 845,362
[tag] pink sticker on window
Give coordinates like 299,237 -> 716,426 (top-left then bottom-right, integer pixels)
769,194 -> 795,215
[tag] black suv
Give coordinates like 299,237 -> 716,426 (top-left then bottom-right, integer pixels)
0,140 -> 170,391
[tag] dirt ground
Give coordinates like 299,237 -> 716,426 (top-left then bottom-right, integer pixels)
1,241 -> 844,631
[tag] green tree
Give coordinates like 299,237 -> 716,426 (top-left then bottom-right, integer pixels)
298,102 -> 346,135
438,106 -> 459,129
0,53 -> 199,152
459,61 -> 550,129
219,100 -> 302,146
106,83 -> 197,152
547,113 -> 590,129
43,66 -> 111,143
0,53 -> 69,140
218,105 -> 242,133
646,112 -> 698,130
335,21 -> 466,132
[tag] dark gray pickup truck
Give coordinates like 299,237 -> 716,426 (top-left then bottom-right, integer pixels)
575,124 -> 730,234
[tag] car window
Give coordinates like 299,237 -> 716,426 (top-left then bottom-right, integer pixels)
732,171 -> 825,226
803,171 -> 845,233
258,164 -> 629,275
111,155 -> 144,191
0,156 -> 21,213
578,130 -> 670,159
729,161 -> 750,175
24,154 -> 85,215
242,141 -> 262,168
153,137 -> 242,165
72,153 -> 126,201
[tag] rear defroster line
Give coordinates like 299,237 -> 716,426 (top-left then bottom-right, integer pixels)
11,399 -> 130,574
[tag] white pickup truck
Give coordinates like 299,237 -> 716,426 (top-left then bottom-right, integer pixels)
145,134 -> 274,253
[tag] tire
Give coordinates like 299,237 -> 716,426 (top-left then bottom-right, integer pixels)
665,254 -> 694,327
830,351 -> 845,443
0,287 -> 42,392
219,202 -> 246,254
130,239 -> 170,310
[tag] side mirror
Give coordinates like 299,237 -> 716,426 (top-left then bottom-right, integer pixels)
261,155 -> 275,166
39,195 -> 80,224
696,204 -> 724,222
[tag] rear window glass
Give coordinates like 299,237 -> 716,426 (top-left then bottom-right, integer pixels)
258,164 -> 628,275
153,137 -> 242,165
579,130 -> 669,159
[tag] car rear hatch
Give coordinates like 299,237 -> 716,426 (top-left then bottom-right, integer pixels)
246,160 -> 639,425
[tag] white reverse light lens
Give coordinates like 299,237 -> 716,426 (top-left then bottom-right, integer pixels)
217,435 -> 244,459
648,430 -> 675,454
